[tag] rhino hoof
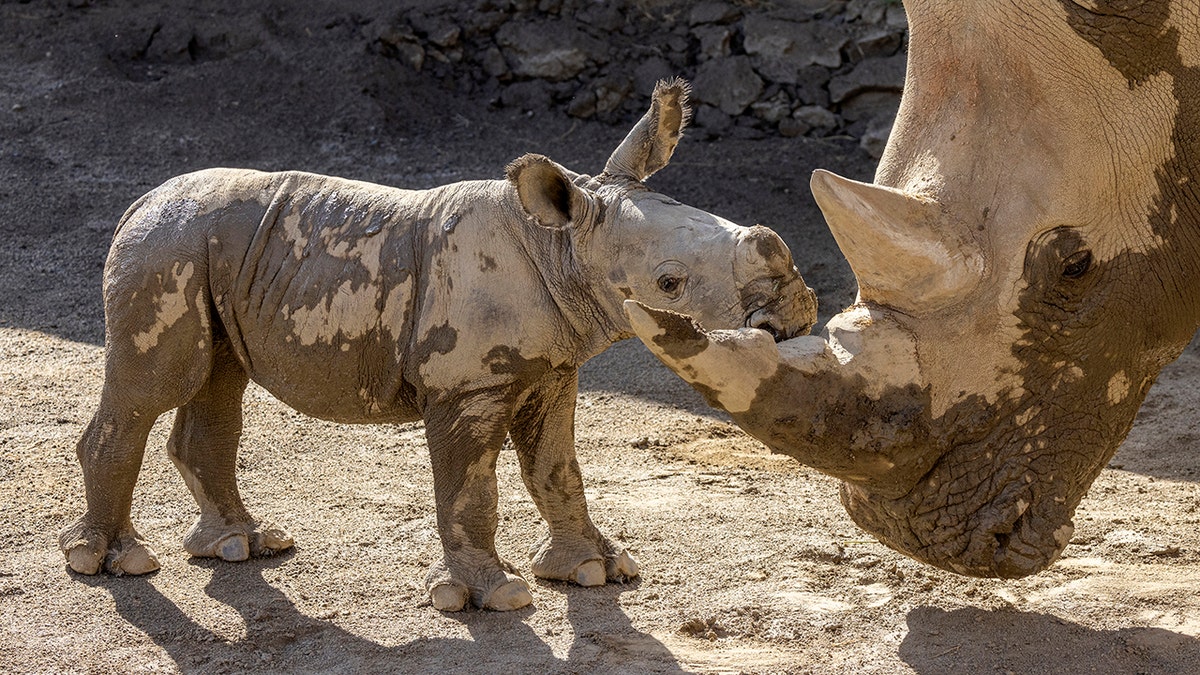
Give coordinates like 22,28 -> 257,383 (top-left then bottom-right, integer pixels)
430,582 -> 471,612
484,578 -> 533,611
107,544 -> 161,576
65,543 -> 103,576
252,526 -> 294,555
573,560 -> 607,587
608,550 -> 640,580
216,534 -> 250,562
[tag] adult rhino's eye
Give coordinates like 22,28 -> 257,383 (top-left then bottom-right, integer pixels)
657,274 -> 683,296
1062,250 -> 1092,279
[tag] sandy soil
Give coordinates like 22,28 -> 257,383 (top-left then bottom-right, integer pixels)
1,2 -> 1198,673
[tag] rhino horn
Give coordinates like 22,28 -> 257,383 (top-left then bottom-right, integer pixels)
811,169 -> 984,313
603,78 -> 692,182
623,300 -> 792,414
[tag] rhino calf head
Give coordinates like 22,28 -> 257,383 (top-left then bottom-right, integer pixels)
629,2 -> 1200,579
506,80 -> 816,347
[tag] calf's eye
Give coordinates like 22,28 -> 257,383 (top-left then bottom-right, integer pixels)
1062,250 -> 1092,279
657,275 -> 683,295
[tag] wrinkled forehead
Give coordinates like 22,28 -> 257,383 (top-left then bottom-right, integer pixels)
616,190 -> 745,245
892,0 -> 1189,253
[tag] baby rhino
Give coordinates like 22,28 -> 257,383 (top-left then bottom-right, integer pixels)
59,80 -> 817,611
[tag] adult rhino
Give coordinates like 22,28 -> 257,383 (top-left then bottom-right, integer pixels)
58,80 -> 817,611
627,1 -> 1200,579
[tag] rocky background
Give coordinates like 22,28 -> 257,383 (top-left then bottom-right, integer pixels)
372,0 -> 907,157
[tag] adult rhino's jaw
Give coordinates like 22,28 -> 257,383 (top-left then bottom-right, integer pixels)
626,301 -> 1090,579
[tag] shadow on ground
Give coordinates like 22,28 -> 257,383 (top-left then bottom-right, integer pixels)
84,554 -> 688,674
900,606 -> 1200,675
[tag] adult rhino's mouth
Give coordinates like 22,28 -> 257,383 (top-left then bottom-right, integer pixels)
840,444 -> 1080,579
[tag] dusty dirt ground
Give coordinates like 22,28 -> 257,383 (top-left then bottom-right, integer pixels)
2,2 -> 1198,673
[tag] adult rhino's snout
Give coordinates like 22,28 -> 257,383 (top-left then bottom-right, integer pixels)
736,225 -> 817,341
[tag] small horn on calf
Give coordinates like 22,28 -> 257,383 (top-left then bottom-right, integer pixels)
810,170 -> 984,313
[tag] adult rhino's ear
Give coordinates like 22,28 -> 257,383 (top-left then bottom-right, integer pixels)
602,77 -> 691,182
507,153 -> 592,229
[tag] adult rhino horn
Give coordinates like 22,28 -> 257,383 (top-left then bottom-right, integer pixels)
811,170 -> 984,313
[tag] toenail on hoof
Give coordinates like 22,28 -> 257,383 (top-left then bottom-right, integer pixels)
217,535 -> 250,562
116,546 -> 161,575
613,551 -> 640,579
431,583 -> 470,612
261,528 -> 294,552
574,560 -> 606,587
66,546 -> 102,575
485,579 -> 533,611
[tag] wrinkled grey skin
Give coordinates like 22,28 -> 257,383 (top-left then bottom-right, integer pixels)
58,79 -> 817,611
628,2 -> 1200,580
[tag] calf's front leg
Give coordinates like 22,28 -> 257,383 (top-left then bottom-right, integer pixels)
423,392 -> 533,612
512,370 -> 639,587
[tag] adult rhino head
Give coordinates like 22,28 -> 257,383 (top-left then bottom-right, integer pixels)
626,1 -> 1200,578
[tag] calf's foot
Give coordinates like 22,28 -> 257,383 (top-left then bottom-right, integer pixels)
530,531 -> 640,586
183,515 -> 294,562
425,558 -> 533,612
59,518 -> 160,576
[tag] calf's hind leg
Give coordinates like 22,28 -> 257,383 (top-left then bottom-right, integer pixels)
168,338 -> 294,562
59,408 -> 161,575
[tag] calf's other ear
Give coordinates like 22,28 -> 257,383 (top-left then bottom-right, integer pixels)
507,153 -> 590,229
603,77 -> 691,182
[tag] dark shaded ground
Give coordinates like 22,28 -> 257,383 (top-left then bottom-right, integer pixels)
1,2 -> 1198,674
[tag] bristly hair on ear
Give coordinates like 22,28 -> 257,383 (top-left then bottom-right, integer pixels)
654,77 -> 693,134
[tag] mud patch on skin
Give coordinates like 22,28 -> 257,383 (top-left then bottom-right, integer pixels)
416,322 -> 458,363
132,260 -> 196,353
485,345 -> 551,383
648,311 -> 710,361
732,365 -> 938,499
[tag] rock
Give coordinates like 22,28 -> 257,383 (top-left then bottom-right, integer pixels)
847,0 -> 889,24
566,88 -> 597,118
859,114 -> 895,158
778,117 -> 807,138
838,90 -> 902,124
499,80 -> 552,112
480,46 -> 508,79
793,105 -> 840,135
886,4 -> 909,28
828,53 -> 906,103
410,15 -> 460,48
594,75 -> 632,115
692,57 -> 763,116
577,4 -> 625,32
847,28 -> 904,61
633,57 -> 674,97
750,91 -> 792,124
743,15 -> 848,83
689,2 -> 742,26
464,10 -> 509,36
692,25 -> 732,61
694,104 -> 733,134
495,20 -> 608,81
792,66 -> 832,107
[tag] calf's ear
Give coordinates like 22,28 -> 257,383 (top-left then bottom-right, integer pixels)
507,154 -> 592,229
603,77 -> 691,182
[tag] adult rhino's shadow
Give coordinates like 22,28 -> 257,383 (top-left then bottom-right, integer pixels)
87,554 -> 687,674
900,606 -> 1199,675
